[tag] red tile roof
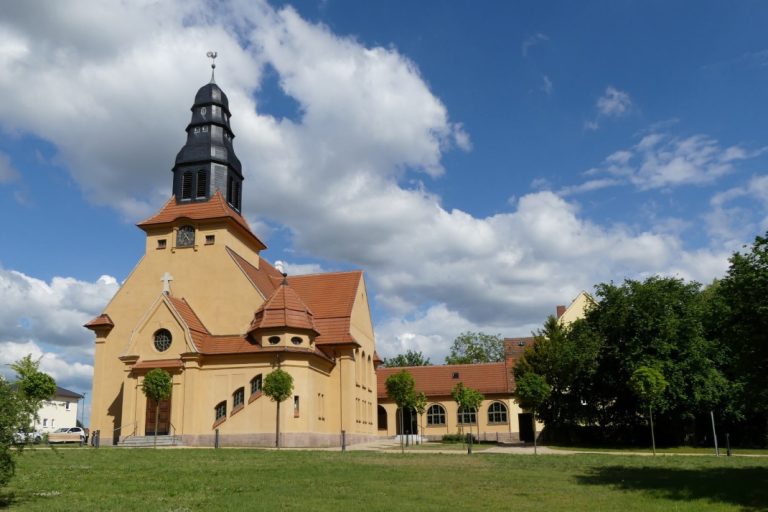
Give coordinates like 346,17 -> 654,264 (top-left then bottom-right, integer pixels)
137,192 -> 266,250
167,296 -> 210,351
230,251 -> 363,346
84,314 -> 114,330
248,282 -> 319,335
376,362 -> 512,399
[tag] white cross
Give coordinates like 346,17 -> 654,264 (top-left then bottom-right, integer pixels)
161,272 -> 174,294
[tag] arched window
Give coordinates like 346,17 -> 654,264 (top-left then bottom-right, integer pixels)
181,171 -> 193,200
250,374 -> 262,395
153,329 -> 172,352
487,402 -> 508,424
215,401 -> 227,421
176,225 -> 195,247
426,404 -> 446,425
233,387 -> 245,409
457,407 -> 477,425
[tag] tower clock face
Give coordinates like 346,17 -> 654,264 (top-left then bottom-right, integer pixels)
177,225 -> 195,247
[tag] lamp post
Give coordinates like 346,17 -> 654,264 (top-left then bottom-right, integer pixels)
80,392 -> 86,427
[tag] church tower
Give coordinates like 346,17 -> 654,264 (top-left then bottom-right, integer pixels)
171,57 -> 243,211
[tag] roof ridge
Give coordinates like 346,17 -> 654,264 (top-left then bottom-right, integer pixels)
288,269 -> 363,278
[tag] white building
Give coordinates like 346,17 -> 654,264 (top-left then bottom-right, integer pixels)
34,386 -> 84,433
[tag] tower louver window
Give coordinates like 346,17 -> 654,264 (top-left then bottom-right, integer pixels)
196,170 -> 207,198
181,172 -> 193,200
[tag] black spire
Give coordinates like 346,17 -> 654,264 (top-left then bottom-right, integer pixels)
172,59 -> 243,211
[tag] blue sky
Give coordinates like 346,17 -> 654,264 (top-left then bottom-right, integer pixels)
0,1 -> 766,416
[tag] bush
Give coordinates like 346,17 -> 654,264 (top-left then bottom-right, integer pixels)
442,433 -> 477,444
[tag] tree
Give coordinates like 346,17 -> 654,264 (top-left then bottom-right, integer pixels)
413,392 -> 428,445
710,232 -> 768,446
514,372 -> 551,454
1,357 -> 56,490
451,382 -> 484,448
445,332 -> 504,364
382,350 -> 432,368
141,369 -> 173,448
385,370 -> 416,453
629,366 -> 668,455
263,369 -> 294,449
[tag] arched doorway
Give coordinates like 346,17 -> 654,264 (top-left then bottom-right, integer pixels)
395,407 -> 418,435
377,405 -> 388,431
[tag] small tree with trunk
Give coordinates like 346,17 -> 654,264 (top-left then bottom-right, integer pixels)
414,392 -> 428,445
514,372 -> 551,454
452,382 -> 484,450
385,370 -> 416,453
263,368 -> 294,449
629,366 -> 668,455
141,369 -> 172,448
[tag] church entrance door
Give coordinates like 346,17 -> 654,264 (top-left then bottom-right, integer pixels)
145,394 -> 172,436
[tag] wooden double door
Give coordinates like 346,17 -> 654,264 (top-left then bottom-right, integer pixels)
145,395 -> 172,435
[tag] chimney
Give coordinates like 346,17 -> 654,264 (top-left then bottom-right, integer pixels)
556,305 -> 566,319
504,337 -> 534,390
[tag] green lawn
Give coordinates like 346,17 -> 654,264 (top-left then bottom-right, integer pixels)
547,445 -> 768,456
2,448 -> 766,511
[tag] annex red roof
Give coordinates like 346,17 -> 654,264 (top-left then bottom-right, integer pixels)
376,362 -> 512,399
248,282 -> 319,335
137,192 -> 266,250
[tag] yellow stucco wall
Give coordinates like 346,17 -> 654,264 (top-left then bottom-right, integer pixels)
89,221 -> 378,446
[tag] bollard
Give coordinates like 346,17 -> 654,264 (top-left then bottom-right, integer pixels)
95,430 -> 100,448
341,430 -> 346,452
215,428 -> 220,449
726,433 -> 732,456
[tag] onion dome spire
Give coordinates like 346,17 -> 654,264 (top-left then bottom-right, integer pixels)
171,53 -> 244,211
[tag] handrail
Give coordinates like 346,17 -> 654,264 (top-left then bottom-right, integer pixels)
113,421 -> 137,435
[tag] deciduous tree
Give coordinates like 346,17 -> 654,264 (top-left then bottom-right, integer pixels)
382,350 -> 432,368
141,369 -> 172,448
629,366 -> 668,455
445,332 -> 504,364
263,369 -> 294,449
385,370 -> 416,452
514,372 -> 551,454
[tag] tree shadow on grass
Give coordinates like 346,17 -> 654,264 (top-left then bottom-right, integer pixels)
577,465 -> 768,511
0,491 -> 14,509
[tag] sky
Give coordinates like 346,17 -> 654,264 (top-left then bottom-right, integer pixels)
0,1 -> 767,421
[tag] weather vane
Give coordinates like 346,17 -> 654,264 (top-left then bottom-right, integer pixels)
207,51 -> 218,83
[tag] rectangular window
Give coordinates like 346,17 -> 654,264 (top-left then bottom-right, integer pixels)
205,235 -> 215,245
211,146 -> 226,159
293,396 -> 300,417
157,239 -> 167,249
43,419 -> 47,427
202,125 -> 208,132
457,407 -> 477,425
251,375 -> 262,395
65,401 -> 70,410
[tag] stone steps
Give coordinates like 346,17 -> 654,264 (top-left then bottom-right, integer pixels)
118,435 -> 184,447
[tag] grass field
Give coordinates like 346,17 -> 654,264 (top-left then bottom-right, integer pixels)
2,448 -> 766,511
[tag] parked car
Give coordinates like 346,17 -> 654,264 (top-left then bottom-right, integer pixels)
48,427 -> 88,444
13,430 -> 43,444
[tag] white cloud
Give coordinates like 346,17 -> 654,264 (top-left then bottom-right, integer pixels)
0,1 -> 741,368
0,340 -> 92,395
541,75 -> 553,95
0,268 -> 118,350
521,33 -> 549,57
0,151 -> 19,182
568,132 -> 761,194
596,86 -> 632,117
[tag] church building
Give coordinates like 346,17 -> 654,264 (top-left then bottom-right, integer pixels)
86,68 -> 379,447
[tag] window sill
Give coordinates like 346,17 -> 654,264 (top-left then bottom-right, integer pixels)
248,391 -> 263,404
231,404 -> 244,417
212,416 -> 226,429
488,421 -> 509,426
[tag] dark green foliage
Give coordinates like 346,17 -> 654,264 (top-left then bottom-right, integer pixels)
141,369 -> 172,403
515,373 -> 551,414
1,357 -> 56,490
384,370 -> 416,409
445,331 -> 504,364
382,350 -> 432,367
708,233 -> 768,445
519,277 -> 729,445
629,366 -> 668,409
263,369 -> 294,403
